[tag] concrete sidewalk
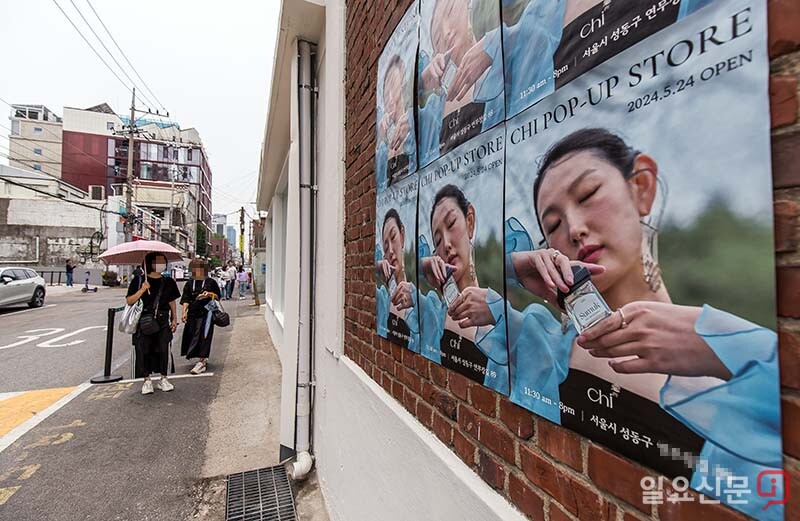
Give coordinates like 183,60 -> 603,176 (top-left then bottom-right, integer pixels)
0,298 -> 330,520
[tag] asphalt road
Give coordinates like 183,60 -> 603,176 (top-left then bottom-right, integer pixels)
0,287 -> 193,393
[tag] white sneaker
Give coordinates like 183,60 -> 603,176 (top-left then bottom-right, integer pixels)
190,361 -> 207,375
157,377 -> 174,392
141,379 -> 154,395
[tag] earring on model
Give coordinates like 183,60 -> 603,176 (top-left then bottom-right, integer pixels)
641,221 -> 662,293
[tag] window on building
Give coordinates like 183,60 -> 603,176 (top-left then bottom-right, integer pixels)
107,122 -> 115,131
163,146 -> 169,160
33,127 -> 42,135
173,148 -> 178,160
11,121 -> 19,136
33,164 -> 42,171
34,148 -> 42,155
187,148 -> 193,161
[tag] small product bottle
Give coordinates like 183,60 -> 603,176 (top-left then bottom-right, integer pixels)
441,59 -> 458,93
441,267 -> 460,308
388,267 -> 397,295
557,266 -> 612,333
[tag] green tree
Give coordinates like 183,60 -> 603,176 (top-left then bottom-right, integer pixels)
196,225 -> 208,257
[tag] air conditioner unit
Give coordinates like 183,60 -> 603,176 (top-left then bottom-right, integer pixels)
89,185 -> 105,200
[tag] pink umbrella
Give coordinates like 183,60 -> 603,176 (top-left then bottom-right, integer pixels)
99,240 -> 183,265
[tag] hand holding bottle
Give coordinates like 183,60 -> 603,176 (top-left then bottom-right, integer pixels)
511,249 -> 604,304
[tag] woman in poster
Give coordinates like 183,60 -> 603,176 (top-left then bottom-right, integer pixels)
418,184 -> 508,393
418,0 -> 504,164
376,208 -> 419,351
376,56 -> 416,192
502,0 -> 717,117
505,128 -> 781,518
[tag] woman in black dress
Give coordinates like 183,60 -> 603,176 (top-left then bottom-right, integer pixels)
126,252 -> 181,395
180,258 -> 221,374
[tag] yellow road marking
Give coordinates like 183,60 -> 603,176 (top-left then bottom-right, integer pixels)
0,486 -> 21,506
0,387 -> 75,438
0,464 -> 40,482
23,433 -> 73,451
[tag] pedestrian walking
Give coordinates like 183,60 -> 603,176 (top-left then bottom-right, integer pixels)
226,262 -> 237,299
180,258 -> 221,375
126,252 -> 181,395
65,258 -> 75,287
237,266 -> 248,299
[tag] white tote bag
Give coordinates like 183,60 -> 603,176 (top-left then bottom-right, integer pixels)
118,298 -> 143,334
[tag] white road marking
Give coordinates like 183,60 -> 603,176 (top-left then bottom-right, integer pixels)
0,383 -> 91,455
0,304 -> 56,318
0,329 -> 64,351
0,392 -> 23,402
36,326 -> 107,348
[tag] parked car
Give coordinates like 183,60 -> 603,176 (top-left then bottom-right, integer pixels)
0,267 -> 46,308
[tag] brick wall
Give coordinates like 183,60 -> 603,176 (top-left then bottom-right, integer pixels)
343,1 -> 800,519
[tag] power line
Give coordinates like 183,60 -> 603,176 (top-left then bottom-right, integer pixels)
0,174 -> 116,215
50,0 -> 140,106
0,147 -> 63,180
66,0 -> 158,110
85,0 -> 166,112
0,126 -> 64,165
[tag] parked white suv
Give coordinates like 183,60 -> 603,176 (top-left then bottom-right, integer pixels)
0,267 -> 46,308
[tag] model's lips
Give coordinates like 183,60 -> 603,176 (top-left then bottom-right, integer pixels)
578,245 -> 603,264
446,254 -> 459,267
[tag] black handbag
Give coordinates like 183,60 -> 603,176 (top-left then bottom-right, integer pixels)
212,301 -> 230,327
138,279 -> 165,335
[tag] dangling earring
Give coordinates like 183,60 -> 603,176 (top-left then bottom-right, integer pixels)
469,235 -> 477,283
641,221 -> 662,293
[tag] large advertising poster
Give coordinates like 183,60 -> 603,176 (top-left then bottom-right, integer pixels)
417,0 -> 505,167
376,1 -> 419,193
504,0 -> 782,517
376,173 -> 420,350
417,125 -> 509,394
502,0 -> 717,118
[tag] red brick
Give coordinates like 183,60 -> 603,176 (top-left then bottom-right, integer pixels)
432,412 -> 453,445
548,504 -> 573,521
449,372 -> 468,401
587,445 -> 649,513
508,473 -> 545,521
777,267 -> 800,318
775,199 -> 800,253
782,396 -> 800,459
773,132 -> 800,188
657,488 -> 748,521
399,365 -> 422,396
416,400 -> 433,429
429,387 -> 457,420
768,0 -> 800,57
453,429 -> 476,467
402,387 -> 417,413
469,383 -> 498,417
391,378 -> 403,401
787,464 -> 800,521
538,420 -> 582,472
499,398 -> 534,440
619,508 -> 647,521
390,343 -> 403,362
477,450 -> 505,490
458,403 -> 480,439
429,362 -> 448,388
519,446 -> 611,520
413,354 -> 429,378
770,74 -> 798,128
779,329 -> 800,390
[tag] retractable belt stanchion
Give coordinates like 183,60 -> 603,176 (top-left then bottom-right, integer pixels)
90,306 -> 124,384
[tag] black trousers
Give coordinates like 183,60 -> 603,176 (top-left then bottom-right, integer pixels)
133,313 -> 172,377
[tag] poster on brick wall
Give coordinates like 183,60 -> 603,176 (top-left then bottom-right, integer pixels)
503,0 -> 783,517
417,0 -> 505,167
376,173 -> 420,350
417,125 -> 509,394
376,1 -> 419,194
502,0 -> 718,118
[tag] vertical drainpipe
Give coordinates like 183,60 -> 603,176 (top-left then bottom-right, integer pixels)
291,39 -> 315,480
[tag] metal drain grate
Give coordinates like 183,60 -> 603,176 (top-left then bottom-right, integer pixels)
226,465 -> 297,521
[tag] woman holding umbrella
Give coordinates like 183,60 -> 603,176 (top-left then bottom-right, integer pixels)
180,258 -> 221,374
125,251 -> 181,394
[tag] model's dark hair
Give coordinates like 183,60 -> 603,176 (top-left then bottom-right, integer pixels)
384,55 -> 404,91
430,184 -> 469,229
382,208 -> 404,236
144,252 -> 168,274
533,128 -> 640,222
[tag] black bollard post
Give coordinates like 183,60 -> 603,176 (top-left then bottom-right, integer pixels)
90,307 -> 123,384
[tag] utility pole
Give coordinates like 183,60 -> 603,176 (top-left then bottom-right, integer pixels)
125,88 -> 136,242
239,206 -> 245,266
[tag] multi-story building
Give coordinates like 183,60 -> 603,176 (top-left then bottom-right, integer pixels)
209,236 -> 230,263
7,104 -> 63,178
6,102 -> 213,256
212,213 -> 227,236
225,225 -> 237,250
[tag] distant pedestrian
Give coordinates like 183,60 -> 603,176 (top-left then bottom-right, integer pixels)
65,259 -> 75,287
180,258 -> 221,375
126,252 -> 181,395
237,266 -> 248,299
226,262 -> 237,299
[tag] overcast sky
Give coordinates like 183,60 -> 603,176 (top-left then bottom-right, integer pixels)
0,0 -> 281,227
